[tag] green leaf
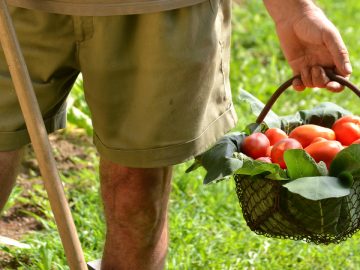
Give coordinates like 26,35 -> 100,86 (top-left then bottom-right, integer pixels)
186,132 -> 245,184
283,176 -> 351,200
244,122 -> 268,135
279,102 -> 351,133
338,171 -> 354,187
329,144 -> 360,177
284,149 -> 322,179
185,160 -> 202,173
278,114 -> 302,134
298,102 -> 351,128
234,153 -> 288,180
317,161 -> 329,176
239,90 -> 281,128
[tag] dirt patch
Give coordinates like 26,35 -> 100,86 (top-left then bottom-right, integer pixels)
21,129 -> 96,177
0,204 -> 42,268
0,204 -> 44,240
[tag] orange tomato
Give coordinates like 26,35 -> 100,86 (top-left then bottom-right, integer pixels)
304,140 -> 343,169
289,124 -> 335,148
264,128 -> 288,145
271,138 -> 303,169
332,115 -> 360,145
241,132 -> 270,159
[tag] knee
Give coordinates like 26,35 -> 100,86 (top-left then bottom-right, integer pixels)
100,159 -> 172,238
0,149 -> 23,165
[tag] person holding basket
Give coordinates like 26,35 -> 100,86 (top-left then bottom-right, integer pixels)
0,0 -> 352,269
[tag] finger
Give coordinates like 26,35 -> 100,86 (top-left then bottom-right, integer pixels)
311,66 -> 329,88
292,77 -> 305,91
323,27 -> 352,77
324,67 -> 346,92
301,67 -> 313,88
334,66 -> 351,80
326,81 -> 344,92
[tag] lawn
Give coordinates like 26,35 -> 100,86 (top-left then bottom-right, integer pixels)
1,0 -> 360,269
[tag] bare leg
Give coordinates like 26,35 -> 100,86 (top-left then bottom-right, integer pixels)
0,149 -> 23,213
100,158 -> 172,270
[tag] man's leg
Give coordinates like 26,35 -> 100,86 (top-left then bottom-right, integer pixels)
0,149 -> 23,213
100,158 -> 172,270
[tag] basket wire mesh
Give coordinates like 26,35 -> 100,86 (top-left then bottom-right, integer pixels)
235,175 -> 360,244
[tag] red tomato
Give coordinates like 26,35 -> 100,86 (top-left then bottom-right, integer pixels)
264,128 -> 288,145
311,137 -> 328,144
305,140 -> 343,169
289,124 -> 335,148
241,133 -> 270,159
271,138 -> 303,169
352,138 -> 360,144
332,115 -> 360,145
256,157 -> 272,163
266,145 -> 273,157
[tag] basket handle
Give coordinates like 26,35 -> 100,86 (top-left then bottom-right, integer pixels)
256,70 -> 360,124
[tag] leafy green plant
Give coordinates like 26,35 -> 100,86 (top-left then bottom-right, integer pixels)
67,76 -> 92,135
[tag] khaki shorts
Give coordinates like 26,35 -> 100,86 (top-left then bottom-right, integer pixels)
0,0 -> 237,167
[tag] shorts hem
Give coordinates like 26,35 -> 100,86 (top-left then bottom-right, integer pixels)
94,104 -> 238,168
0,110 -> 67,151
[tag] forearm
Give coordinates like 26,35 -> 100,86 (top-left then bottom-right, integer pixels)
263,0 -> 321,25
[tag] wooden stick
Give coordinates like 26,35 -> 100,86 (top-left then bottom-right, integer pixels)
0,2 -> 87,269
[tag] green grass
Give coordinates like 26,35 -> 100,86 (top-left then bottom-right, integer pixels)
2,0 -> 360,269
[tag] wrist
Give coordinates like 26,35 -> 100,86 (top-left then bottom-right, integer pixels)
263,0 -> 320,25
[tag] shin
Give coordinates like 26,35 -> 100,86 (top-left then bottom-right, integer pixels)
100,158 -> 172,270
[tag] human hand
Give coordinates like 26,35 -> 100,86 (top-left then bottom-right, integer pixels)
264,0 -> 352,92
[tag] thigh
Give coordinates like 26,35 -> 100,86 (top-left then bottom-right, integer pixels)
0,7 -> 80,150
80,0 -> 237,167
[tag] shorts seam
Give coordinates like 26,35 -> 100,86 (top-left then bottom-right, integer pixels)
93,105 -> 237,167
94,104 -> 235,153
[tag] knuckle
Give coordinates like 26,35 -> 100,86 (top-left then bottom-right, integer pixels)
337,48 -> 349,57
301,69 -> 313,87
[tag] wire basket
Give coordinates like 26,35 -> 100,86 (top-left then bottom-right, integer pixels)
235,72 -> 360,244
235,175 -> 360,244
